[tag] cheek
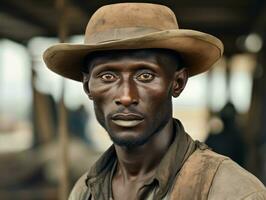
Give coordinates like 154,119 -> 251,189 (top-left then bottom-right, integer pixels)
89,79 -> 111,99
139,80 -> 172,103
89,81 -> 115,113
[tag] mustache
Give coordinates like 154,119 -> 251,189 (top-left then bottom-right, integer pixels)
107,107 -> 144,118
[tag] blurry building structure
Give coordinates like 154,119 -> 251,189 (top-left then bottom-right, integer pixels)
206,102 -> 246,167
1,0 -> 266,199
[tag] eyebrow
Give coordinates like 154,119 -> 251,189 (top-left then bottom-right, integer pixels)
93,60 -> 160,70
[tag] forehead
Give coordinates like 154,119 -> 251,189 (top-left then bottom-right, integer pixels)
84,48 -> 182,72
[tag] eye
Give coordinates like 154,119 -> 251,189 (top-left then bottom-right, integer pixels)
100,73 -> 117,82
137,73 -> 154,82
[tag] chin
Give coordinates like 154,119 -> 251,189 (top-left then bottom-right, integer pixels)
108,130 -> 155,148
111,137 -> 148,148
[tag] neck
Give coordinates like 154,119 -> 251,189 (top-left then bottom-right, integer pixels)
114,119 -> 174,180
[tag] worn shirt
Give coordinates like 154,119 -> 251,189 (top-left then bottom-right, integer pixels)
69,119 -> 266,200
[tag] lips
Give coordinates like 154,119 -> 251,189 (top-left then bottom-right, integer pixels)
111,113 -> 144,127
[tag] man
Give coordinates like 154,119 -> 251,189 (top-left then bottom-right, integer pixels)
43,3 -> 266,200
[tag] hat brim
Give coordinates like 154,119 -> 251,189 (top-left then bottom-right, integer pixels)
43,29 -> 223,81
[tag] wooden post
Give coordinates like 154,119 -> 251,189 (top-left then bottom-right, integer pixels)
55,0 -> 69,199
58,86 -> 69,200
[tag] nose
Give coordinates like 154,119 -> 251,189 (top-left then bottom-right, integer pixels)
114,80 -> 138,107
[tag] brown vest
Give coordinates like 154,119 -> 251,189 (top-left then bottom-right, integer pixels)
168,148 -> 228,200
81,148 -> 228,200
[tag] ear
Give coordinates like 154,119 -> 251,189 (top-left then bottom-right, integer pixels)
172,68 -> 188,98
82,73 -> 93,100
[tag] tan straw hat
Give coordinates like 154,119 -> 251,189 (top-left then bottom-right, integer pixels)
43,3 -> 224,82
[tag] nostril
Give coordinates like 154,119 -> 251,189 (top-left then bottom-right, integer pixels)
132,99 -> 138,105
115,99 -> 122,105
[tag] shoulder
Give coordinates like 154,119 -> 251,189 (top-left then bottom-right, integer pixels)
207,151 -> 266,200
68,145 -> 116,200
68,173 -> 90,200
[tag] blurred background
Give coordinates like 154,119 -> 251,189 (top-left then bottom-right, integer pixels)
0,0 -> 266,199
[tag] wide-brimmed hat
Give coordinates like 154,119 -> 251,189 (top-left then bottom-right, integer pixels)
43,3 -> 224,82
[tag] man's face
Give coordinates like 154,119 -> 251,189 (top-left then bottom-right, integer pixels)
83,50 -> 186,147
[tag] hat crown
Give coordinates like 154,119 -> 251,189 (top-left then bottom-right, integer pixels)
85,3 -> 179,44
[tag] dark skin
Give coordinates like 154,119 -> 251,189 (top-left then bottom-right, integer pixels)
83,49 -> 188,200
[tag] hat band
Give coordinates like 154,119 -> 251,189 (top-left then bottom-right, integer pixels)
84,27 -> 161,44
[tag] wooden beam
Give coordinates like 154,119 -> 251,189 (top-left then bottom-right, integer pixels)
0,12 -> 46,42
70,0 -> 97,17
247,0 -> 266,33
0,0 -> 57,35
56,0 -> 70,199
0,32 -> 26,44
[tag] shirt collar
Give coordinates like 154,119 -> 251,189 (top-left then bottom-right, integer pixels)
86,144 -> 116,199
153,119 -> 196,198
86,118 -> 196,199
